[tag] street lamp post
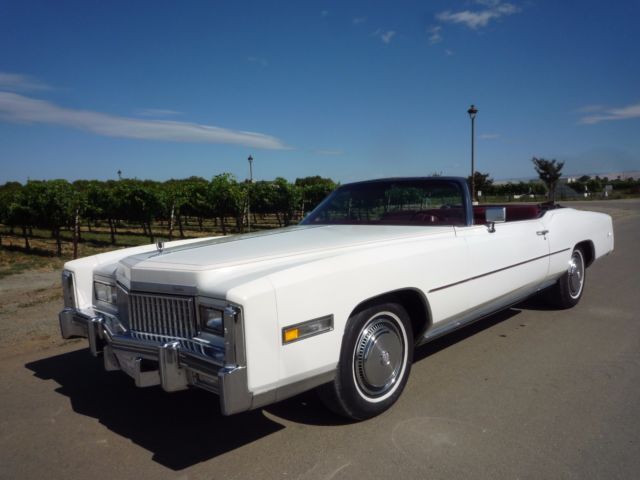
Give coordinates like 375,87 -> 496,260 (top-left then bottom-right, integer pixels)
467,104 -> 478,203
247,155 -> 253,232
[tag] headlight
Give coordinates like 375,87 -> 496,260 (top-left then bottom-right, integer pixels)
94,281 -> 117,304
199,305 -> 224,335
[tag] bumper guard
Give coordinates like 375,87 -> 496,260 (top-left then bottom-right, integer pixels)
59,307 -> 252,415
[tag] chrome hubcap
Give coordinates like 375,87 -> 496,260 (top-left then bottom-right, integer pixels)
354,315 -> 404,397
568,251 -> 584,298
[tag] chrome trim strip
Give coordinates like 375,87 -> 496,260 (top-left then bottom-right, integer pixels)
251,368 -> 337,410
428,248 -> 571,293
61,271 -> 76,309
127,282 -> 199,296
222,305 -> 244,366
420,283 -> 539,345
116,284 -> 130,326
418,275 -> 564,346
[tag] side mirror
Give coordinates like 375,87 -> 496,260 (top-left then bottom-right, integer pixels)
485,207 -> 505,233
485,206 -> 506,223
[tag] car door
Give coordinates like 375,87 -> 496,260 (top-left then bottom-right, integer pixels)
453,218 -> 550,317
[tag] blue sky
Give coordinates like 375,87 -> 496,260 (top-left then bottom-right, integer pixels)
1,0 -> 639,183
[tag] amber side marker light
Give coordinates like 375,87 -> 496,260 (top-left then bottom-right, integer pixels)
282,315 -> 334,344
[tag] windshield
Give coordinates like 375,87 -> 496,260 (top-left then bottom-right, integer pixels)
301,179 -> 467,226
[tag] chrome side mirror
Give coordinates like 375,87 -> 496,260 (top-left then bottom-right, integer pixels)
485,206 -> 506,223
485,206 -> 506,233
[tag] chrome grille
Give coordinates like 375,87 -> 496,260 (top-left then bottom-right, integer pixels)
128,292 -> 197,338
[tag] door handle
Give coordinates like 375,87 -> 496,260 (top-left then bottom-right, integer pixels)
536,230 -> 549,236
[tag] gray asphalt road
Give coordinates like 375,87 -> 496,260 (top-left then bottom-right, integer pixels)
1,200 -> 639,480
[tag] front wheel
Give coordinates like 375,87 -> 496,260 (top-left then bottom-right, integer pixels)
547,247 -> 586,309
319,303 -> 413,420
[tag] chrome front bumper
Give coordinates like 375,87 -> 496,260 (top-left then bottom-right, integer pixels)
59,307 -> 252,415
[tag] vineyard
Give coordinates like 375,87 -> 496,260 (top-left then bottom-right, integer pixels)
0,174 -> 337,275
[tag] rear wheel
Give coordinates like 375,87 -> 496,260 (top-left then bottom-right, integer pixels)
319,303 -> 413,420
548,247 -> 586,309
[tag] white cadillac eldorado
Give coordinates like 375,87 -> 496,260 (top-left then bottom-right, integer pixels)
59,177 -> 614,419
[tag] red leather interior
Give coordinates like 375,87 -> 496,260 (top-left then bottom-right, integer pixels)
473,204 -> 541,224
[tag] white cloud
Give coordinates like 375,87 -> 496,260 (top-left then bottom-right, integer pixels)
321,10 -> 328,17
445,49 -> 455,56
0,72 -> 53,92
479,133 -> 500,140
579,102 -> 640,125
134,108 -> 182,117
427,25 -> 443,44
381,31 -> 396,43
0,92 -> 288,150
436,1 -> 520,29
353,17 -> 366,25
379,30 -> 396,44
372,29 -> 396,43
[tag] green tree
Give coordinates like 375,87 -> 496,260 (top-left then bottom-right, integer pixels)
160,179 -> 192,240
207,173 -> 247,234
0,182 -> 24,246
466,172 -> 493,199
272,177 -> 302,226
22,180 -> 76,256
84,180 -> 123,244
532,157 -> 564,201
295,176 -> 337,213
114,180 -> 161,243
3,183 -> 35,250
182,177 -> 210,232
587,176 -> 604,194
250,180 -> 277,225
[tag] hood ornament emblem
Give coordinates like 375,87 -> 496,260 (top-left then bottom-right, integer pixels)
156,241 -> 165,254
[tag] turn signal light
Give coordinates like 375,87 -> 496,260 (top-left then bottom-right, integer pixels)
284,328 -> 299,342
282,315 -> 333,344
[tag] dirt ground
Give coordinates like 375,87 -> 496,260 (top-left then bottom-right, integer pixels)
0,270 -> 80,359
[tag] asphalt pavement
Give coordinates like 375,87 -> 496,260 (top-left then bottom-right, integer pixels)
1,199 -> 638,480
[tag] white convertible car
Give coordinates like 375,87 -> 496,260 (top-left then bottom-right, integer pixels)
59,177 -> 614,419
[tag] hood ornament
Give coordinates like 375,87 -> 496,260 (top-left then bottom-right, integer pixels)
156,241 -> 165,254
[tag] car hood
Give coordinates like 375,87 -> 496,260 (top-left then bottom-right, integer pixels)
115,224 -> 453,291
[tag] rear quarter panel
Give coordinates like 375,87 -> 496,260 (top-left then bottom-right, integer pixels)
542,208 -> 614,278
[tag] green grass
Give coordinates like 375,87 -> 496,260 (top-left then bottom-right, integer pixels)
0,247 -> 64,278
